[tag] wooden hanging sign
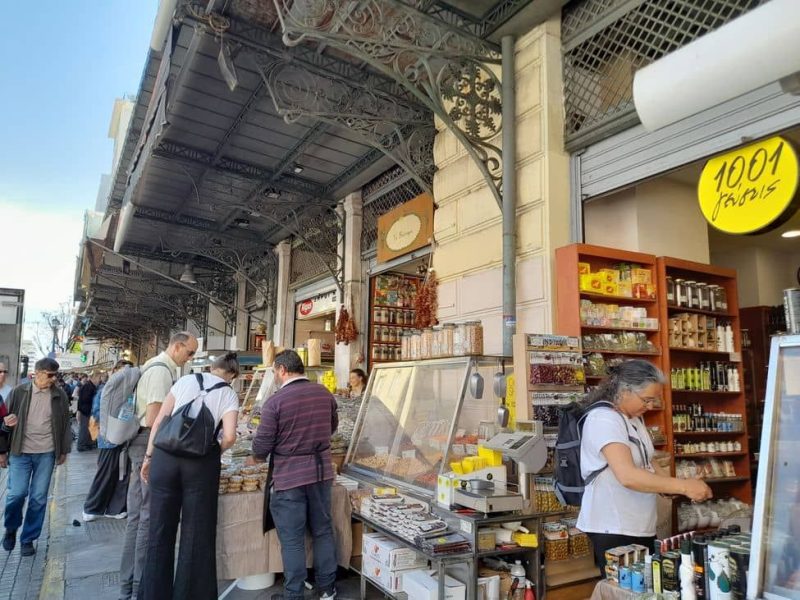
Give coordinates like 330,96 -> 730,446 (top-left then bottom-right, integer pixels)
376,192 -> 434,263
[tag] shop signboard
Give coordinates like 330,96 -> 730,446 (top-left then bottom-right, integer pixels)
377,193 -> 434,263
697,136 -> 799,234
296,289 -> 337,320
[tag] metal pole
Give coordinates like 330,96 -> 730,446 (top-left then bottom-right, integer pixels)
501,35 -> 517,357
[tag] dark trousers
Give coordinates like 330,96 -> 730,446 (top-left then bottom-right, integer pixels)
270,480 -> 338,600
84,446 -> 129,516
138,446 -> 220,600
77,413 -> 95,451
588,532 -> 657,576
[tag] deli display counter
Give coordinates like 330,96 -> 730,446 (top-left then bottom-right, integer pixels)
343,356 -> 547,600
749,335 -> 800,600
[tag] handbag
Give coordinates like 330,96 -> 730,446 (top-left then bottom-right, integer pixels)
154,373 -> 229,458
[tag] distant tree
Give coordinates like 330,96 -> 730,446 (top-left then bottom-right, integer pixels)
31,301 -> 75,357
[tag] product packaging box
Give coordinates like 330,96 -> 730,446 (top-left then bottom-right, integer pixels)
580,274 -> 603,293
351,522 -> 364,557
402,570 -> 466,600
362,533 -> 428,571
631,268 -> 652,284
603,282 -> 619,296
617,281 -> 633,298
578,262 -> 591,275
599,269 -> 620,283
361,555 -> 417,593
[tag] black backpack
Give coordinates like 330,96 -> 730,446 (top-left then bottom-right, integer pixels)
554,400 -> 647,507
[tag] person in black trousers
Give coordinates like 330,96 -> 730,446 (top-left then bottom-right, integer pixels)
76,374 -> 97,451
137,353 -> 240,600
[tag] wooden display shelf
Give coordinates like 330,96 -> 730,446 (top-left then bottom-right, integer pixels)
673,430 -> 746,437
676,452 -> 748,459
667,305 -> 734,318
581,324 -> 659,332
671,390 -> 741,396
546,554 -> 599,589
669,346 -> 738,357
579,291 -> 656,304
583,349 -> 661,357
703,476 -> 750,484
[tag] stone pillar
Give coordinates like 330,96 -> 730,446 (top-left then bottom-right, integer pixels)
334,191 -> 364,389
234,273 -> 248,350
273,240 -> 293,348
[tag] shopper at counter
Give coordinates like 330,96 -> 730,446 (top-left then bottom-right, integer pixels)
138,352 -> 240,600
251,350 -> 339,600
577,360 -> 713,572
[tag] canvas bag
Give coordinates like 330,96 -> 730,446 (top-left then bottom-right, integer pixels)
103,362 -> 173,445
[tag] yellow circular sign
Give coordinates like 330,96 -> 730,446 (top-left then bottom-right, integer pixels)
698,136 -> 800,234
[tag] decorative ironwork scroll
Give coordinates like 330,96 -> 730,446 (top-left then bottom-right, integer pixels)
254,58 -> 435,192
271,0 -> 504,207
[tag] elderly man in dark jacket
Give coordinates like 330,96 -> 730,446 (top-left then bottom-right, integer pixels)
77,373 -> 97,451
0,358 -> 71,556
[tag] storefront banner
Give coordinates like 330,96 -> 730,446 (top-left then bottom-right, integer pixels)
377,193 -> 434,263
296,289 -> 337,320
698,136 -> 799,234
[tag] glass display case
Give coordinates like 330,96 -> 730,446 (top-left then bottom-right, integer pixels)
750,335 -> 800,600
344,356 -> 512,495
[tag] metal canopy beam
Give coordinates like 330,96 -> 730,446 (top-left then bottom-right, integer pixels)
272,0 -> 505,208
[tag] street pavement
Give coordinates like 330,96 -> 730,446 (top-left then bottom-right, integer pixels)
0,443 -> 372,600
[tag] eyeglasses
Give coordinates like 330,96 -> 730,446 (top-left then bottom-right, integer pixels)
635,392 -> 660,406
0,370 -> 7,374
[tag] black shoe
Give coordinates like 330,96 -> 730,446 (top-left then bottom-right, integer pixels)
20,542 -> 34,557
2,530 -> 16,552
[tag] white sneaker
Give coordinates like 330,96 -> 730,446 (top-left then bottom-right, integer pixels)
82,512 -> 99,522
320,592 -> 336,599
106,512 -> 127,520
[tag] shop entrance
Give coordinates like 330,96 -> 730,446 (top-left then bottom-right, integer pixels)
579,125 -> 800,499
293,287 -> 337,366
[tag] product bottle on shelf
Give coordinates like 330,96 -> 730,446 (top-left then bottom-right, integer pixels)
681,539 -> 697,600
652,541 -> 663,594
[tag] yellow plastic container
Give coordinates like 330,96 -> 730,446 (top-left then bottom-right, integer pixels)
512,532 -> 539,548
450,462 -> 465,475
477,445 -> 503,467
461,456 -> 487,474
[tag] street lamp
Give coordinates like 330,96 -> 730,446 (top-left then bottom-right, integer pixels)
49,316 -> 61,355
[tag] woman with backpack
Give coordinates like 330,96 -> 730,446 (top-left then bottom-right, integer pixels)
137,353 -> 240,600
576,360 -> 713,573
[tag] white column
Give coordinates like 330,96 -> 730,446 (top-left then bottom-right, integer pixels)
273,240 -> 293,348
234,273 -> 248,350
334,191 -> 365,388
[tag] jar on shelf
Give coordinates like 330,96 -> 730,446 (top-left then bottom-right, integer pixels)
666,276 -> 676,306
441,323 -> 455,357
400,332 -> 410,360
395,346 -> 402,361
675,278 -> 687,307
371,344 -> 381,361
420,327 -> 434,359
430,326 -> 441,358
453,323 -> 467,356
464,321 -> 484,355
697,283 -> 710,310
684,281 -> 698,309
717,286 -> 729,312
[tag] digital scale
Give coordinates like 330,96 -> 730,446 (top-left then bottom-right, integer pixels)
451,429 -> 548,514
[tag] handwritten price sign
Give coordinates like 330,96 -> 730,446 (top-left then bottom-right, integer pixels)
698,136 -> 799,234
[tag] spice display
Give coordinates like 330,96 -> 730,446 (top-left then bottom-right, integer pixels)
335,305 -> 359,344
463,321 -> 484,355
413,269 -> 438,329
582,332 -> 658,354
580,300 -> 658,329
543,522 -> 569,561
528,351 -> 584,386
531,392 -> 582,427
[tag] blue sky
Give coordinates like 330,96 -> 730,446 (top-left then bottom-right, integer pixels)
0,1 -> 158,338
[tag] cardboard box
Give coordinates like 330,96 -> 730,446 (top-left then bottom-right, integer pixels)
580,273 -> 603,293
631,268 -> 652,284
603,282 -> 619,296
617,281 -> 633,298
361,555 -> 417,593
351,522 -> 363,557
599,269 -> 620,283
402,570 -> 466,600
362,533 -> 428,571
578,262 -> 591,275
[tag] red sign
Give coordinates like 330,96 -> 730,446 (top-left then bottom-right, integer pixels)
298,299 -> 314,317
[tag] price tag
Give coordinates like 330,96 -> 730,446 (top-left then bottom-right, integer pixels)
459,519 -> 473,534
402,450 -> 416,459
728,352 -> 741,363
698,136 -> 800,234
375,446 -> 389,456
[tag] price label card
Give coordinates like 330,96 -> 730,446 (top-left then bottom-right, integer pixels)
460,519 -> 473,534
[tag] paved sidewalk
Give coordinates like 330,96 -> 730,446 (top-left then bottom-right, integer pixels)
39,449 -> 370,600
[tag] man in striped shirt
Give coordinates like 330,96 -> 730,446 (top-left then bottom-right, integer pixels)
252,350 -> 339,600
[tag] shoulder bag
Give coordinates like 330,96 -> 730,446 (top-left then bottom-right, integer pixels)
154,373 -> 229,458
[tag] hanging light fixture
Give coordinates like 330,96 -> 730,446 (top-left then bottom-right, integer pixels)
179,264 -> 197,284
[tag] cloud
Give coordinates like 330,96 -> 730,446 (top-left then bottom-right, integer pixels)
0,200 -> 84,331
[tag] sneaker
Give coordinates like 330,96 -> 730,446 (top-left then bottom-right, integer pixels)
20,542 -> 35,557
106,512 -> 127,520
320,592 -> 337,599
2,530 -> 16,552
82,512 -> 99,522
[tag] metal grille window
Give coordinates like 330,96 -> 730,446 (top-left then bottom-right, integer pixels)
361,169 -> 425,254
562,0 -> 766,150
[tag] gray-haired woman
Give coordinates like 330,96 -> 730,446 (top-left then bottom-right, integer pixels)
576,360 -> 712,570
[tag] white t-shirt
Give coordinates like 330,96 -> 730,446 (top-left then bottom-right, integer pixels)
576,406 -> 657,537
170,373 -> 239,425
